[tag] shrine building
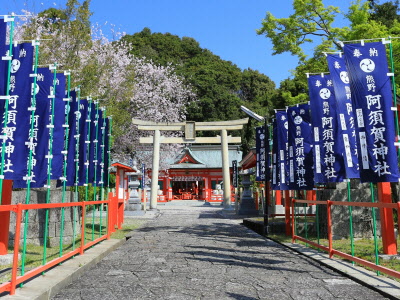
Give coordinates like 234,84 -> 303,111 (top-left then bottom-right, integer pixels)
151,145 -> 242,203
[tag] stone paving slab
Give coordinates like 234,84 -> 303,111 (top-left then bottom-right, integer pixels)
46,206 -> 390,300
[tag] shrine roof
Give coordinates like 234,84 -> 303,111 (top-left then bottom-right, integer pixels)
110,161 -> 134,173
169,145 -> 242,169
239,148 -> 256,170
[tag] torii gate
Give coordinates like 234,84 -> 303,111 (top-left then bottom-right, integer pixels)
132,118 -> 248,209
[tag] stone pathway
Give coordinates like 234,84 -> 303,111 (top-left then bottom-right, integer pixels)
52,206 -> 388,299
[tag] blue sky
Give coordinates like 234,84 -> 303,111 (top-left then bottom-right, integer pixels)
5,0 -> 352,87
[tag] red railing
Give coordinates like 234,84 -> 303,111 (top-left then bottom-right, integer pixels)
0,195 -> 120,295
291,198 -> 400,279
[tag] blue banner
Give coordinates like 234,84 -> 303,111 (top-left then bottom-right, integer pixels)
344,41 -> 399,182
0,19 -> 5,46
0,20 -> 8,95
14,67 -> 52,188
275,111 -> 290,190
66,90 -> 78,186
271,119 -> 278,190
94,108 -> 103,185
141,163 -> 145,189
88,102 -> 97,184
0,19 -> 6,62
287,104 -> 314,190
103,117 -> 110,187
97,109 -> 104,185
308,74 -> 346,183
51,72 -> 66,180
78,99 -> 89,186
0,43 -> 33,180
326,54 -> 360,179
255,126 -> 266,182
232,160 -> 238,188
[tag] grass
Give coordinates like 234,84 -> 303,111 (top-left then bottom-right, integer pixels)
0,215 -> 147,285
268,230 -> 400,282
110,218 -> 147,239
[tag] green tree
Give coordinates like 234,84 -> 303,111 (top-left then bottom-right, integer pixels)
369,0 -> 400,28
122,28 -> 277,152
258,0 -> 400,106
21,0 -> 93,92
122,29 -> 279,154
257,0 -> 345,62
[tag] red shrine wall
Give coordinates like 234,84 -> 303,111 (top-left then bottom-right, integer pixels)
149,168 -> 236,202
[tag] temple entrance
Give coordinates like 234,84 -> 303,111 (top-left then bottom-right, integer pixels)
132,118 -> 247,209
172,180 -> 203,200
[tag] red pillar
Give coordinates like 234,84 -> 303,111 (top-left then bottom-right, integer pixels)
107,192 -> 113,238
377,182 -> 397,255
113,196 -> 118,232
285,190 -> 291,236
275,190 -> 282,205
0,180 -> 13,255
306,190 -> 316,201
118,175 -> 128,228
115,168 -> 120,200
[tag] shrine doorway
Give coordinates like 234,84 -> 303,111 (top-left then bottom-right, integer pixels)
171,180 -> 203,200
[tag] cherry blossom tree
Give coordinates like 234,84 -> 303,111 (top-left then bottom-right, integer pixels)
13,6 -> 196,169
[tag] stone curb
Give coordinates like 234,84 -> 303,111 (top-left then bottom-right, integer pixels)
2,238 -> 125,300
278,241 -> 400,299
228,214 -> 400,299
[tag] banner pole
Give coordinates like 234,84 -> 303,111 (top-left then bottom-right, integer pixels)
42,63 -> 58,268
59,70 -> 71,257
304,201 -> 308,244
0,16 -> 15,204
84,97 -> 92,245
20,39 -> 39,279
388,36 -> 400,222
99,108 -> 106,237
91,101 -> 100,241
315,189 -> 320,245
72,86 -> 81,251
107,117 -> 113,194
369,182 -> 380,275
346,180 -> 355,264
264,120 -> 271,235
105,116 -> 112,235
388,37 -> 400,154
383,37 -> 399,255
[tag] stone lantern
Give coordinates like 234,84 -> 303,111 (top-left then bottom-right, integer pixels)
238,168 -> 258,216
126,160 -> 142,212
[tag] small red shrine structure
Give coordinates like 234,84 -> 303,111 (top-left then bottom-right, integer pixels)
149,145 -> 242,203
109,162 -> 133,230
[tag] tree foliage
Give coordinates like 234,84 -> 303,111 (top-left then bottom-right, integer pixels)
257,0 -> 344,62
369,0 -> 400,28
14,2 -> 195,167
122,29 -> 277,153
258,0 -> 400,108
